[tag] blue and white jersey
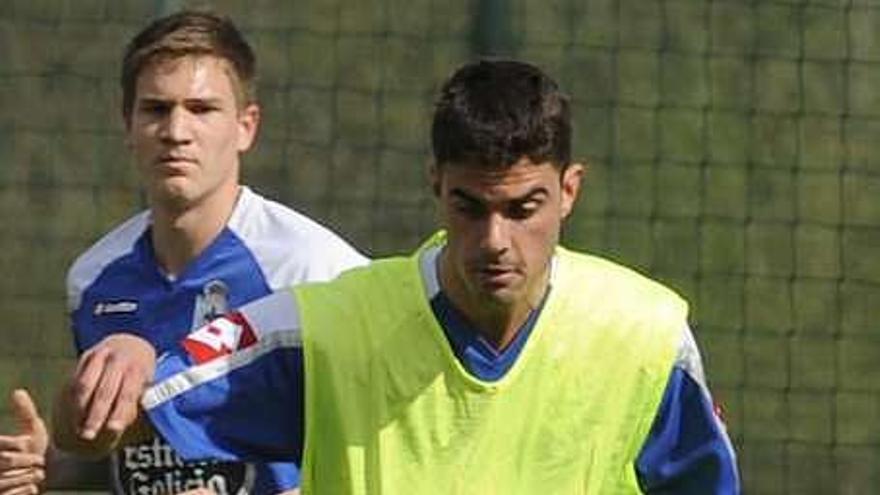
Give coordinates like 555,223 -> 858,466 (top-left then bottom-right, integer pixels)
66,186 -> 367,495
144,244 -> 740,494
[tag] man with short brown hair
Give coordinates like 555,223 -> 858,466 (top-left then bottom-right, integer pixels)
0,10 -> 365,494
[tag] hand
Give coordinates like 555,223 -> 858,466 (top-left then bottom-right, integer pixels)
0,389 -> 48,494
64,334 -> 156,443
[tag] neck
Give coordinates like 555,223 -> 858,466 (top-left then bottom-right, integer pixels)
149,185 -> 241,277
469,303 -> 536,351
438,254 -> 550,351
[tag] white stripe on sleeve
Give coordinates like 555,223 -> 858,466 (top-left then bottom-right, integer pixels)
142,290 -> 303,410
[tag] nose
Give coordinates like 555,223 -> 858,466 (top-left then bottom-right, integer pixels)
481,212 -> 510,256
158,106 -> 192,143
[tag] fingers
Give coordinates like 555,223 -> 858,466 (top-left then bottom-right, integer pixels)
0,465 -> 43,495
70,335 -> 156,441
76,349 -> 124,440
1,388 -> 51,495
105,363 -> 146,434
69,348 -> 109,438
4,487 -> 39,495
0,483 -> 39,495
4,488 -> 39,495
0,437 -> 26,452
9,392 -> 40,437
0,452 -> 43,470
6,392 -> 47,461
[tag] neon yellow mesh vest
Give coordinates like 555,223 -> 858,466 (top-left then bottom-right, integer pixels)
295,236 -> 686,494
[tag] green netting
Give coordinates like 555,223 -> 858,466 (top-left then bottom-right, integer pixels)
0,1 -> 878,493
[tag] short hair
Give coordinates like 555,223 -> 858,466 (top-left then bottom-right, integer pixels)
121,10 -> 257,122
431,59 -> 571,170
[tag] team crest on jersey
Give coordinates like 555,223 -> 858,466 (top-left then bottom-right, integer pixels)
192,279 -> 230,328
182,312 -> 258,365
93,300 -> 138,316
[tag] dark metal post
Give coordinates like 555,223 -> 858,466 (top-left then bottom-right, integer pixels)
472,0 -> 515,57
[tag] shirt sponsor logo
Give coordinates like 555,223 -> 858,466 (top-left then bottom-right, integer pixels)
182,312 -> 257,365
93,300 -> 139,316
113,436 -> 254,495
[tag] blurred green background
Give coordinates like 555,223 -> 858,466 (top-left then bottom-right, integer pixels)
1,0 -> 879,493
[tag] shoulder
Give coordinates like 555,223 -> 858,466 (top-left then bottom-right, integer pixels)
66,210 -> 150,312
552,248 -> 689,368
226,188 -> 368,288
293,253 -> 414,311
556,247 -> 687,315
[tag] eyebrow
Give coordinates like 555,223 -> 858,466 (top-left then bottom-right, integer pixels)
450,186 -> 550,205
137,96 -> 226,106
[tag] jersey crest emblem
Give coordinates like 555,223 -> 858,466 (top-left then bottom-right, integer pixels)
192,279 -> 230,328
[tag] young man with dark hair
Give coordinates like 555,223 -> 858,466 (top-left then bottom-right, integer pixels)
49,59 -> 736,493
0,10 -> 365,494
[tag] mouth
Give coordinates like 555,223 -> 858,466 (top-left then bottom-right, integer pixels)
474,265 -> 520,288
154,155 -> 197,175
158,155 -> 196,165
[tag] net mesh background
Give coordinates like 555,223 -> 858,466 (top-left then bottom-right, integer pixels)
1,0 -> 878,493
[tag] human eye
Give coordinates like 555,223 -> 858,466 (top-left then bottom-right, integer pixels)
452,198 -> 485,219
188,101 -> 221,115
138,101 -> 170,116
508,199 -> 542,220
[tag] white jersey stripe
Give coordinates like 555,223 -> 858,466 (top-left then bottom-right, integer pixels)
675,325 -> 707,390
675,325 -> 738,467
239,289 -> 303,339
228,187 -> 368,291
142,328 -> 302,410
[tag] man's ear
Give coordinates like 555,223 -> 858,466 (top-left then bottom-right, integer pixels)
560,162 -> 586,219
237,103 -> 261,153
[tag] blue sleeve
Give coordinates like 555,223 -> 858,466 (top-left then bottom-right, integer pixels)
144,341 -> 306,466
635,366 -> 741,494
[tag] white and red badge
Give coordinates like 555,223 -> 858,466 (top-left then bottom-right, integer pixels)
181,311 -> 258,364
